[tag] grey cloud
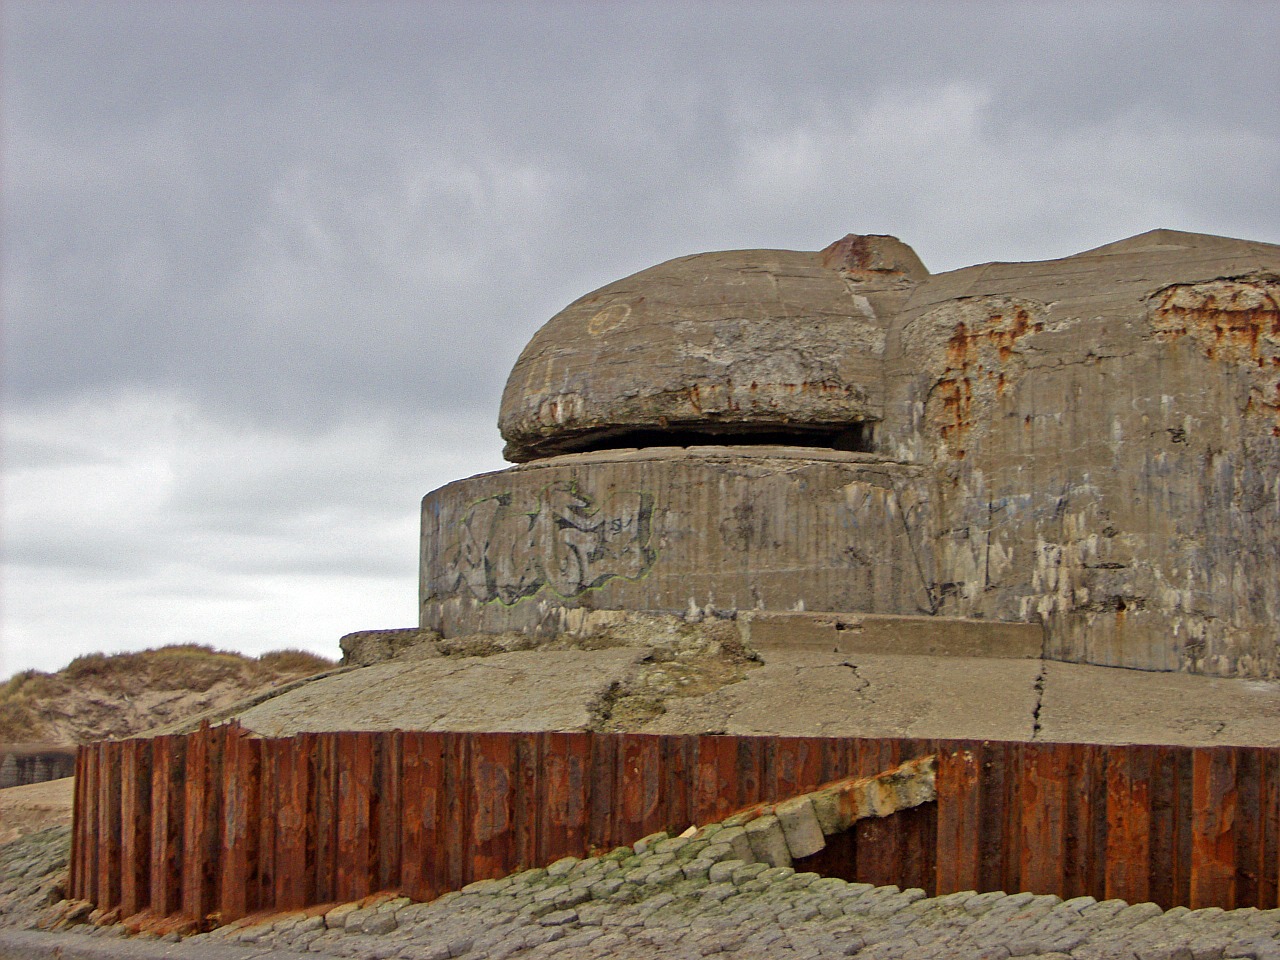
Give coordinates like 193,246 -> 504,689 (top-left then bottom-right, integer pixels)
8,2 -> 1278,433
3,0 -> 1279,675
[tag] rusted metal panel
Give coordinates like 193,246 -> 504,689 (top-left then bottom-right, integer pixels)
509,733 -> 540,875
1019,743 -> 1068,895
253,736 -> 276,912
1190,747 -> 1238,909
972,740 -> 1015,895
855,800 -> 936,893
219,727 -> 260,922
398,732 -> 437,902
67,748 -> 80,898
587,732 -> 617,851
66,729 -> 1280,922
96,741 -> 122,913
423,731 -> 450,900
119,738 -> 153,917
776,737 -> 825,802
659,735 -> 694,836
470,732 -> 515,882
81,744 -> 100,905
936,742 -> 983,895
734,735 -> 764,810
148,736 -> 184,916
618,734 -> 663,840
1146,745 -> 1175,908
272,735 -> 311,909
185,724 -> 227,925
538,731 -> 590,865
691,736 -> 737,827
853,737 -> 900,781
180,730 -> 207,921
311,733 -> 339,905
1263,749 -> 1280,908
374,732 -> 403,893
837,738 -> 935,894
818,736 -> 852,785
851,742 -> 937,891
1105,744 -> 1152,904
69,747 -> 86,901
440,732 -> 469,891
1063,743 -> 1107,901
1233,747 -> 1263,909
335,732 -> 374,902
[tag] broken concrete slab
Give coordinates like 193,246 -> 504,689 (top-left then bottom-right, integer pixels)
232,648 -> 646,736
641,650 -> 1043,741
774,796 -> 826,860
215,642 -> 1280,747
743,815 -> 791,868
1035,660 -> 1280,745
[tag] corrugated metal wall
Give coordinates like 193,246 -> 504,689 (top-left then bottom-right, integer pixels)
69,726 -> 1279,926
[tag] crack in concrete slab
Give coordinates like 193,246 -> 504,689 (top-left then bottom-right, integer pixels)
1031,660 -> 1048,740
839,660 -> 872,694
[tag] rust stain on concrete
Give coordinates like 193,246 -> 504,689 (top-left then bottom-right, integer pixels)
934,306 -> 1045,456
1150,278 -> 1280,433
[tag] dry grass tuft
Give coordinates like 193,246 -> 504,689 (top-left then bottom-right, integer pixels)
0,644 -> 337,744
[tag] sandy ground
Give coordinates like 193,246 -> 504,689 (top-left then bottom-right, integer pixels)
0,779 -> 73,844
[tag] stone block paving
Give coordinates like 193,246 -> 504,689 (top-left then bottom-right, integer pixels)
8,825 -> 1280,960
187,828 -> 1280,960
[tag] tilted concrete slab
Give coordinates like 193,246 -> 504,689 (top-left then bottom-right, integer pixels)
1037,660 -> 1280,745
641,651 -> 1043,741
232,648 -> 646,736
228,645 -> 1280,746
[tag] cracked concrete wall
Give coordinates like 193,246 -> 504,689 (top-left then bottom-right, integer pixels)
421,447 -> 931,637
498,239 -> 925,463
423,229 -> 1280,679
882,230 -> 1280,676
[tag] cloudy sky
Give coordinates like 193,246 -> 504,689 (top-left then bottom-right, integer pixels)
4,1 -> 1278,677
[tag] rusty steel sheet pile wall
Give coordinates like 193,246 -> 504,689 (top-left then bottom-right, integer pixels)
70,727 -> 1279,927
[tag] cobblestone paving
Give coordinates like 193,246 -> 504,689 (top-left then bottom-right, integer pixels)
0,827 -> 67,927
186,828 -> 1280,960
9,826 -> 1280,959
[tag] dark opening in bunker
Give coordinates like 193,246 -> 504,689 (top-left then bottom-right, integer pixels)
532,421 -> 877,458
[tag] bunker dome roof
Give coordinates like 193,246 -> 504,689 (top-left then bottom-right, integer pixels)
499,234 -> 929,463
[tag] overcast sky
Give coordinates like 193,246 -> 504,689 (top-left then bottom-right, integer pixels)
4,1 -> 1278,677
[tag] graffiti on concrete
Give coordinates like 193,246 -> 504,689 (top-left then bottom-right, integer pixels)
440,481 -> 657,604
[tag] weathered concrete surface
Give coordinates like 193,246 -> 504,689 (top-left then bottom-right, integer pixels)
641,651 -> 1043,741
224,638 -> 1280,746
421,447 -> 929,638
499,236 -> 926,463
233,648 -> 646,736
437,228 -> 1280,677
739,611 -> 1043,659
1037,659 -> 1280,745
882,229 -> 1280,678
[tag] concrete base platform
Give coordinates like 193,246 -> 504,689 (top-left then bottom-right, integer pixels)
226,641 -> 1280,747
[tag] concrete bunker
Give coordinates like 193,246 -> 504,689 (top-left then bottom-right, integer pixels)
422,228 -> 1280,679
